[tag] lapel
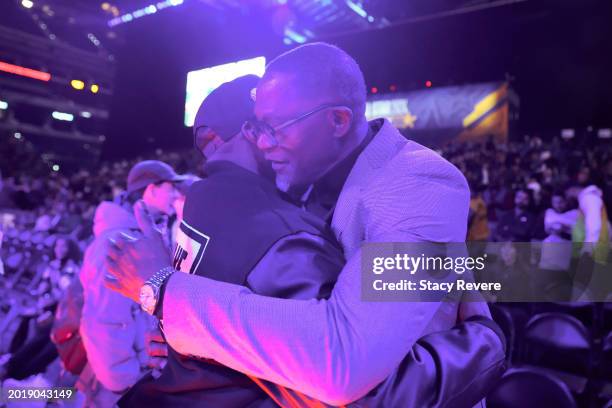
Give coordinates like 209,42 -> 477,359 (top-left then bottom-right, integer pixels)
331,119 -> 409,245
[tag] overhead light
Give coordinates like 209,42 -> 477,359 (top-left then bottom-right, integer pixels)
0,100 -> 7,110
21,0 -> 34,9
42,5 -> 54,16
346,0 -> 367,18
14,132 -> 22,139
108,0 -> 183,27
87,33 -> 101,47
52,164 -> 60,172
52,111 -> 74,121
90,84 -> 99,93
0,61 -> 51,82
284,28 -> 307,44
80,111 -> 92,118
598,128 -> 611,139
71,79 -> 85,90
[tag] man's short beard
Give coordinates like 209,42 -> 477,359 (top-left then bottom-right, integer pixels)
276,177 -> 290,192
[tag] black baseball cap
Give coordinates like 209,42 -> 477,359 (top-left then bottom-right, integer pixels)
193,75 -> 259,142
126,160 -> 188,193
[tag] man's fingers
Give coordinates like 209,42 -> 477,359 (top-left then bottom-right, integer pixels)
103,274 -> 121,291
106,244 -> 121,265
147,342 -> 168,358
105,252 -> 122,274
108,235 -> 127,250
134,200 -> 158,237
147,357 -> 167,370
146,328 -> 166,344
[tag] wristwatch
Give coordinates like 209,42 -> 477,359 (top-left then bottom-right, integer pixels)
139,266 -> 175,315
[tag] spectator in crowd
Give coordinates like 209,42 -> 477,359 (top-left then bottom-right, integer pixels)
537,191 -> 579,299
603,158 -> 612,217
495,188 -> 541,242
29,236 -> 81,297
78,160 -> 186,407
566,184 -> 610,264
169,174 -> 200,247
565,182 -> 611,300
468,184 -> 490,242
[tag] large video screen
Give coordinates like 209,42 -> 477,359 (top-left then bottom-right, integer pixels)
184,56 -> 266,126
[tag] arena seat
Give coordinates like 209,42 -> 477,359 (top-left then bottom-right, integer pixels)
535,302 -> 596,330
524,312 -> 591,376
487,368 -> 577,408
495,303 -> 531,363
490,304 -> 515,364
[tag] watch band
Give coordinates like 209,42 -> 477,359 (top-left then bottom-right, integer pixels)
140,266 -> 175,315
154,279 -> 168,320
145,266 -> 175,289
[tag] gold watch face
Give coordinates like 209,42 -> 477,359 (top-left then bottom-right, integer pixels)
139,284 -> 156,314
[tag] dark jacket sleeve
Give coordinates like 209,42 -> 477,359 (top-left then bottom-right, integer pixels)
245,232 -> 344,300
350,315 -> 507,408
258,316 -> 506,408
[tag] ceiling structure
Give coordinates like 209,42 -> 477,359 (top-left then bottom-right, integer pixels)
5,0 -> 609,166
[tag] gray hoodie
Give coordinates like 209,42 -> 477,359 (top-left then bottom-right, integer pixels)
80,201 -> 151,392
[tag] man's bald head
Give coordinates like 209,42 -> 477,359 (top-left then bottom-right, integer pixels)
261,42 -> 367,121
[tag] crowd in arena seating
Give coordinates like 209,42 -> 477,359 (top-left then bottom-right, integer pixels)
0,131 -> 610,406
442,135 -> 611,241
0,134 -> 203,405
436,135 -> 611,407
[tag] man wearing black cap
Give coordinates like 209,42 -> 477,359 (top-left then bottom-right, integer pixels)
79,160 -> 185,406
118,75 -> 344,406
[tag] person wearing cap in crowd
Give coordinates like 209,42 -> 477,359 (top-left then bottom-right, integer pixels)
169,174 -> 200,248
110,75 -> 505,407
78,160 -> 185,407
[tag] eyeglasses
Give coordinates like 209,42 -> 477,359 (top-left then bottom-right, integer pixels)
241,104 -> 351,146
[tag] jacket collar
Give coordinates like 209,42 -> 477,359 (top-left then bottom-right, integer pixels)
359,118 -> 408,170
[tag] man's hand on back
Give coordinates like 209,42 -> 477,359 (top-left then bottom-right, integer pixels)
104,200 -> 173,303
145,324 -> 168,373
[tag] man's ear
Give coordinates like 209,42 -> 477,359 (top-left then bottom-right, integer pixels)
143,183 -> 156,201
328,107 -> 353,138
